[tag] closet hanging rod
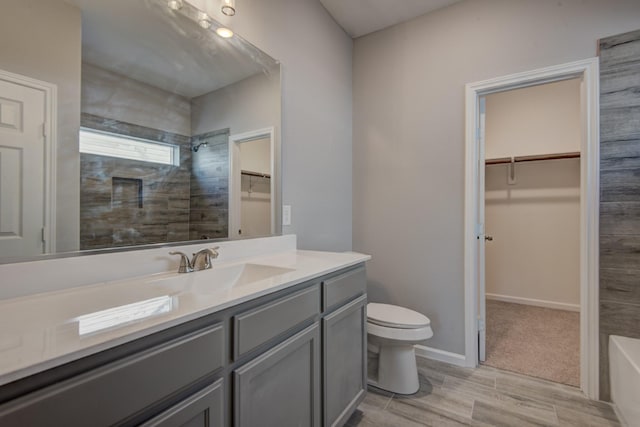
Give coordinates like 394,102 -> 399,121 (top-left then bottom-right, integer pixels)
485,151 -> 580,165
241,169 -> 271,178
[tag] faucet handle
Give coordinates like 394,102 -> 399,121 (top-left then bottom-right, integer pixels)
209,246 -> 220,259
191,247 -> 220,271
169,251 -> 194,273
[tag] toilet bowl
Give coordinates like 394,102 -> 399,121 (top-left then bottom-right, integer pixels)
367,303 -> 433,395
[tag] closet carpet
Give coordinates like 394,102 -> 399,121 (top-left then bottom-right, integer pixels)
483,300 -> 580,387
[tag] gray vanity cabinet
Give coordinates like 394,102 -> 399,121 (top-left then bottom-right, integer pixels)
0,323 -> 225,427
323,295 -> 367,427
141,379 -> 224,427
0,263 -> 367,427
234,324 -> 321,427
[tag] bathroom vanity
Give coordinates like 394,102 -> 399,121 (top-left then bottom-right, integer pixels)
0,247 -> 369,427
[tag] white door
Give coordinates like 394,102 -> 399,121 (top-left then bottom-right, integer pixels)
0,78 -> 46,257
477,96 -> 487,362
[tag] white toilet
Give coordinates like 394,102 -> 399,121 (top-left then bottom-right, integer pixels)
367,303 -> 433,395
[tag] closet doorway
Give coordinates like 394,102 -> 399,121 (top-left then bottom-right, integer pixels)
228,127 -> 276,239
464,59 -> 600,399
482,79 -> 582,386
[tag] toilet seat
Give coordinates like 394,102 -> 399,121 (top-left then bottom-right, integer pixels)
367,303 -> 431,329
367,322 -> 433,342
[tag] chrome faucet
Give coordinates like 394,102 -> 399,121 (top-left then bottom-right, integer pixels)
170,247 -> 219,273
169,251 -> 194,273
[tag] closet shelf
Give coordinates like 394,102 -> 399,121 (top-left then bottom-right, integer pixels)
241,170 -> 271,178
486,151 -> 580,165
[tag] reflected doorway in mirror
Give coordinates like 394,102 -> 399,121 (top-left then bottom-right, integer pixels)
229,128 -> 276,239
0,69 -> 57,258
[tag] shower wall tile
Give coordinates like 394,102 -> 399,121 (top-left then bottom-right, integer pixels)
600,301 -> 640,337
599,28 -> 640,401
599,30 -> 640,69
599,106 -> 640,143
600,168 -> 640,202
600,65 -> 640,110
600,202 -> 640,235
600,235 -> 640,269
600,267 -> 640,305
599,332 -> 611,402
600,139 -> 640,170
189,129 -> 230,240
80,114 -> 192,249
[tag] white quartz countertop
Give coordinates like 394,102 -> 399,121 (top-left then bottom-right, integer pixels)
0,249 -> 370,386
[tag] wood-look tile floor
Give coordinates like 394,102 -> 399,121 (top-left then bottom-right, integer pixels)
346,357 -> 620,427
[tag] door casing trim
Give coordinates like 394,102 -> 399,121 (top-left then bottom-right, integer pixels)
463,58 -> 600,399
228,127 -> 276,239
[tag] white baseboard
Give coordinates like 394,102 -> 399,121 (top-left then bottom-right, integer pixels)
414,345 -> 467,367
486,293 -> 580,312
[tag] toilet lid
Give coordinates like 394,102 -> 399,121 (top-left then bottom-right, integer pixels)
367,303 -> 431,329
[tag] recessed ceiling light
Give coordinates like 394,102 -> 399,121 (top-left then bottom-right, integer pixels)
167,0 -> 183,11
216,27 -> 234,38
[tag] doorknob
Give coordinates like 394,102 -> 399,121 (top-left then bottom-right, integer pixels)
485,235 -> 493,241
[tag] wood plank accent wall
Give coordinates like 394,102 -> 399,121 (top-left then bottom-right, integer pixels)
599,28 -> 640,401
189,129 -> 230,240
79,114 -> 192,249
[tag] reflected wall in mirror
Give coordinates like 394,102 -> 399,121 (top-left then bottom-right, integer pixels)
0,0 -> 281,260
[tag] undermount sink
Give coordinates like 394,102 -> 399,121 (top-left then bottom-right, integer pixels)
150,263 -> 295,294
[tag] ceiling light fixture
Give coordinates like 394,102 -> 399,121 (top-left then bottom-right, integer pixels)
221,0 -> 236,16
198,11 -> 212,29
167,0 -> 183,11
216,27 -> 234,38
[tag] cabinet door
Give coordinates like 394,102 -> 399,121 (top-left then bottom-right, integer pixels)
323,295 -> 367,427
140,379 -> 224,427
234,324 -> 320,427
0,323 -> 224,427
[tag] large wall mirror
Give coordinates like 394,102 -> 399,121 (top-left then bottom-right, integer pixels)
0,0 -> 281,262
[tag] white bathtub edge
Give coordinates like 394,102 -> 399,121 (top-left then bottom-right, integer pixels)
612,403 -> 630,427
609,335 -> 640,427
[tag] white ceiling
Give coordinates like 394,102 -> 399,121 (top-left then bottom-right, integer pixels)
319,0 -> 463,38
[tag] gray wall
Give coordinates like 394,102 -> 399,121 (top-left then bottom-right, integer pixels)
204,0 -> 353,251
191,70 -> 279,139
598,29 -> 640,401
353,0 -> 640,354
0,0 -> 81,252
82,63 -> 192,136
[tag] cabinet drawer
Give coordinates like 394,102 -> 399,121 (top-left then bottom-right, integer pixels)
234,284 -> 320,358
0,323 -> 224,427
322,266 -> 366,312
140,379 -> 224,427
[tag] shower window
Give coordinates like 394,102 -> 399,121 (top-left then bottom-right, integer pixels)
79,128 -> 180,166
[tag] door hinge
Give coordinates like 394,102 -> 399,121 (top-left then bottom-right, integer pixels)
41,227 -> 46,243
41,123 -> 46,138
477,318 -> 485,332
